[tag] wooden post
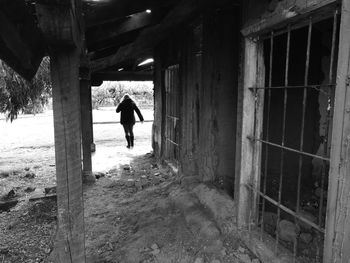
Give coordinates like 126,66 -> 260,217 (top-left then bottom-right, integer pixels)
50,49 -> 86,263
80,66 -> 95,182
324,1 -> 350,262
236,38 -> 265,229
88,84 -> 96,152
36,1 -> 86,262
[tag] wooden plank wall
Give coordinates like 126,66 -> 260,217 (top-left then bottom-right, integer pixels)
324,0 -> 350,261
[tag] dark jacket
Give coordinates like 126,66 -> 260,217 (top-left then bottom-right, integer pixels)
116,98 -> 144,125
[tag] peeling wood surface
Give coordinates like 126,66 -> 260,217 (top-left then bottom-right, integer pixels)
324,0 -> 350,261
242,0 -> 336,37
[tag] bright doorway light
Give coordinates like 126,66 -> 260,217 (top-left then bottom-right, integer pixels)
138,58 -> 154,66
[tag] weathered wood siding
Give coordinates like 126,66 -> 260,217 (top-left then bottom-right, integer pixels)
153,7 -> 240,196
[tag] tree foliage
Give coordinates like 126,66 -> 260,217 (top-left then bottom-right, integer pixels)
0,57 -> 52,121
92,81 -> 153,109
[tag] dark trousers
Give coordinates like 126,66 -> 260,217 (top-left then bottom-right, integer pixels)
123,124 -> 134,147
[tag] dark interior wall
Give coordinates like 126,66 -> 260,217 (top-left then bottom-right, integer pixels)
199,8 -> 240,195
152,7 -> 240,196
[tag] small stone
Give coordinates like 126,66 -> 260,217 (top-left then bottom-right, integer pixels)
238,246 -> 245,253
124,165 -> 131,171
6,189 -> 16,199
25,172 -> 36,179
300,233 -> 313,244
194,258 -> 204,263
238,254 -> 251,263
278,220 -> 300,242
135,180 -> 142,189
25,187 -> 36,193
126,179 -> 135,187
24,167 -> 30,171
151,248 -> 160,255
44,247 -> 51,254
152,176 -> 160,185
45,186 -> 57,195
33,165 -> 41,169
151,243 -> 159,250
154,172 -> 160,176
94,172 -> 106,179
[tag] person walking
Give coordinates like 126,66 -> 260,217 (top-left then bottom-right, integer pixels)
116,94 -> 144,148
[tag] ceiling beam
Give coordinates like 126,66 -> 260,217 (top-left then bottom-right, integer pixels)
86,11 -> 156,48
89,0 -> 239,72
84,0 -> 177,27
91,71 -> 153,82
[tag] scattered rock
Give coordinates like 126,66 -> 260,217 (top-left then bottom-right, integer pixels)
278,220 -> 300,242
300,233 -> 313,244
25,172 -> 36,179
238,253 -> 251,263
151,243 -> 159,250
126,179 -> 135,187
25,186 -> 36,193
150,244 -> 160,255
154,172 -> 160,176
124,165 -> 131,171
4,189 -> 16,200
238,246 -> 245,253
152,176 -> 160,185
94,172 -> 105,179
0,171 -> 10,178
33,165 -> 41,169
45,186 -> 56,195
24,167 -> 30,171
194,258 -> 204,263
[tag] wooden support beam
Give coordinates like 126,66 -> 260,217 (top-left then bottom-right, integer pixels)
0,0 -> 45,79
80,65 -> 95,182
92,71 -> 153,82
36,0 -> 86,262
50,48 -> 86,263
236,39 -> 265,228
324,0 -> 350,262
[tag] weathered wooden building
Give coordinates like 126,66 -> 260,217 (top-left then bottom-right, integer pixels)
1,0 -> 350,262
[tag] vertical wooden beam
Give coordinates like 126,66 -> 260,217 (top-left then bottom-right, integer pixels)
80,65 -> 95,182
236,38 -> 265,229
324,1 -> 350,262
88,84 -> 96,152
36,1 -> 86,262
50,49 -> 86,263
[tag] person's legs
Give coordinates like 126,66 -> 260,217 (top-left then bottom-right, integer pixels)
129,124 -> 134,147
123,124 -> 131,148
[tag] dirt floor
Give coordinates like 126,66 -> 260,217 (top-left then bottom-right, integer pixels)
0,108 -> 256,263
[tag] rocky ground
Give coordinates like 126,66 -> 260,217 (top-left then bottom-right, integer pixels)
0,108 -> 260,263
